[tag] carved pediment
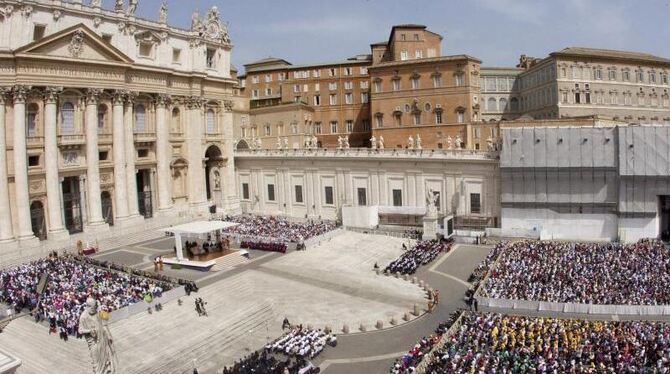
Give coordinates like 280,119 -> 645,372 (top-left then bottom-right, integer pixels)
14,24 -> 133,64
134,30 -> 164,46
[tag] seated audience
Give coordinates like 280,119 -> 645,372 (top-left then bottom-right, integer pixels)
385,240 -> 452,275
222,215 -> 336,244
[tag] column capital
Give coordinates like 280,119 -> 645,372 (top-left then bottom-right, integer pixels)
186,96 -> 205,109
11,85 -> 31,104
112,90 -> 127,105
125,91 -> 138,105
43,86 -> 63,104
223,99 -> 234,112
0,87 -> 10,104
85,88 -> 102,105
155,94 -> 171,107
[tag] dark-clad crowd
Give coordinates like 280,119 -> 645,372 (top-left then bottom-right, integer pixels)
424,312 -> 670,373
385,240 -> 452,275
223,215 -> 336,244
241,240 -> 287,253
483,240 -> 670,305
0,252 -> 175,337
222,326 -> 334,374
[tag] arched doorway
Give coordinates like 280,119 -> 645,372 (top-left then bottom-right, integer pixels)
101,191 -> 113,226
30,200 -> 47,240
204,145 -> 223,206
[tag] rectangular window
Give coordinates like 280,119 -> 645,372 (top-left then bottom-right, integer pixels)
414,50 -> 423,59
457,111 -> 465,123
375,116 -> 383,128
251,76 -> 259,84
139,42 -> 153,58
329,94 -> 337,105
303,84 -> 309,93
329,68 -> 337,77
251,89 -> 259,99
357,188 -> 367,206
360,67 -> 368,75
344,81 -> 353,90
413,113 -> 421,125
137,149 -> 149,158
361,92 -> 369,103
455,74 -> 464,86
313,95 -> 321,106
330,121 -> 338,133
33,25 -> 46,41
344,67 -> 352,76
400,51 -> 408,61
392,189 -> 402,207
293,84 -> 300,93
362,119 -> 370,132
206,48 -> 216,68
360,81 -> 369,89
324,186 -> 334,205
313,69 -> 321,78
470,193 -> 481,214
172,48 -> 181,63
242,183 -> 250,199
314,83 -> 320,92
346,120 -> 353,133
374,81 -> 382,93
98,151 -> 109,161
392,80 -> 400,91
411,78 -> 420,89
314,122 -> 322,134
435,112 -> 443,124
294,185 -> 303,203
267,184 -> 275,202
265,88 -> 272,96
345,93 -> 353,104
329,82 -> 337,90
433,76 -> 442,88
28,155 -> 40,167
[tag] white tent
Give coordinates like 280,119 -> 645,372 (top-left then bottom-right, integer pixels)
161,220 -> 239,261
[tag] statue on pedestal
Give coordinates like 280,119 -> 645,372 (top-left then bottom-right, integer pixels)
90,0 -> 102,8
127,0 -> 138,16
426,189 -> 438,216
256,137 -> 262,149
486,137 -> 494,151
114,0 -> 124,12
378,136 -> 384,150
407,135 -> 414,150
337,136 -> 343,150
370,135 -> 377,149
191,10 -> 202,32
78,298 -> 117,374
158,1 -> 168,24
343,137 -> 350,149
283,138 -> 289,149
415,134 -> 422,149
311,135 -> 318,149
455,135 -> 462,149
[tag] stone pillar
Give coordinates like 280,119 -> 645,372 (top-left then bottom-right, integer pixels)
186,96 -> 208,212
84,89 -> 107,230
111,90 -> 129,221
12,86 -> 36,242
124,93 -> 140,218
155,94 -> 173,213
220,100 -> 241,214
43,87 -> 68,240
0,88 -> 15,243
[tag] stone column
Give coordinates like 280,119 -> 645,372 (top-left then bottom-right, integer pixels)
43,87 -> 68,240
155,94 -> 173,213
111,90 -> 129,221
0,88 -> 15,243
186,96 -> 208,212
12,86 -> 36,242
124,93 -> 140,218
221,100 -> 241,214
84,89 -> 107,229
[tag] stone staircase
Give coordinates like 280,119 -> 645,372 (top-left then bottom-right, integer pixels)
0,317 -> 90,374
209,251 -> 248,272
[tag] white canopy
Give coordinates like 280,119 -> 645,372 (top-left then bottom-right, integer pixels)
162,220 -> 239,235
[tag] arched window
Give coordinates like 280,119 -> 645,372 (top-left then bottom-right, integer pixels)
206,109 -> 216,134
26,103 -> 39,137
499,98 -> 508,112
60,102 -> 75,135
510,97 -> 519,111
171,108 -> 181,133
97,104 -> 107,132
487,97 -> 497,111
134,104 -> 146,133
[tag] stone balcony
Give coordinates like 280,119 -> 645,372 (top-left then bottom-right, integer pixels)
57,134 -> 85,146
234,147 -> 499,162
26,135 -> 44,146
133,132 -> 156,143
98,133 -> 113,144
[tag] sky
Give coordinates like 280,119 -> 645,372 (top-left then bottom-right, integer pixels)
106,0 -> 670,72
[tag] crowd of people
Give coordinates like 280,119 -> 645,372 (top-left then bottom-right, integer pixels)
384,240 -> 452,275
182,236 -> 231,257
222,326 -> 334,374
0,252 -> 176,338
482,240 -> 670,305
390,312 -> 460,374
466,241 -> 506,304
424,312 -> 670,373
223,215 -> 336,244
240,240 -> 287,253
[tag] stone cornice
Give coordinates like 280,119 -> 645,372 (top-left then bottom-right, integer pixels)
234,148 -> 499,163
